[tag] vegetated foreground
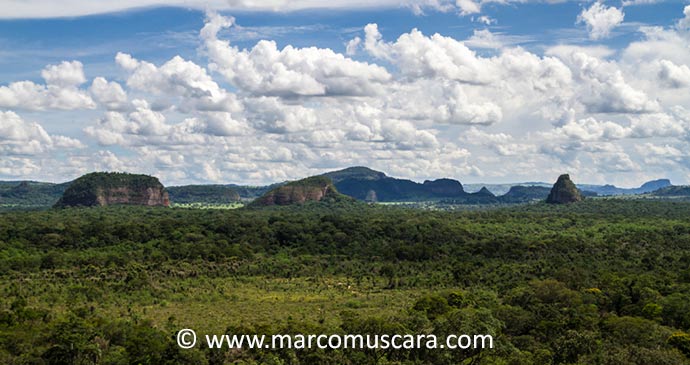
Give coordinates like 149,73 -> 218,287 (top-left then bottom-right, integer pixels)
2,200 -> 690,364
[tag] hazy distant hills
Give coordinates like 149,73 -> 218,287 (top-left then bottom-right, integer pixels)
498,186 -> 552,204
323,166 -> 468,201
465,179 -> 671,196
578,179 -> 671,196
321,167 -> 668,203
649,185 -> 690,197
0,181 -> 69,206
464,182 -> 551,196
322,167 -> 516,203
0,167 -> 680,208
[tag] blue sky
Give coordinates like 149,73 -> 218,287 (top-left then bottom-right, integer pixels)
1,1 -> 690,187
0,2 -> 683,75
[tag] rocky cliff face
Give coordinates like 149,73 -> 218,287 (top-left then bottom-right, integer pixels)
365,189 -> 378,203
546,174 -> 583,204
257,184 -> 332,205
251,176 -> 352,206
55,172 -> 169,207
93,186 -> 169,206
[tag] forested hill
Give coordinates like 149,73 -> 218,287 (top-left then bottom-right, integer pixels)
0,181 -> 69,206
250,176 -> 355,206
54,172 -> 169,208
166,185 -> 240,204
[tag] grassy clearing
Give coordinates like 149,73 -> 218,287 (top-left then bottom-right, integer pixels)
171,202 -> 245,209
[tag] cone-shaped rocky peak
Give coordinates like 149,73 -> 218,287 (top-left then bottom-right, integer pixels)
546,174 -> 583,204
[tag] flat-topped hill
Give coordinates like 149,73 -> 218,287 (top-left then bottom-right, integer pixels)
55,172 -> 169,208
322,166 -> 387,183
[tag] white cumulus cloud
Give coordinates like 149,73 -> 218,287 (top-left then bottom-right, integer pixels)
577,2 -> 624,40
201,12 -> 391,97
0,110 -> 84,155
0,61 -> 95,111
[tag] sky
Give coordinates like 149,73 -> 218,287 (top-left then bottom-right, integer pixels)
0,0 -> 689,187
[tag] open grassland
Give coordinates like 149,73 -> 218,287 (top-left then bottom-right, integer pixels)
7,269 -> 423,335
171,202 -> 245,210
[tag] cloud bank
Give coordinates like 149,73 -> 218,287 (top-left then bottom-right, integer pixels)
2,6 -> 690,187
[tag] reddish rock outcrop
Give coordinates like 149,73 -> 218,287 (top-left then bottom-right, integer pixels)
250,176 -> 352,206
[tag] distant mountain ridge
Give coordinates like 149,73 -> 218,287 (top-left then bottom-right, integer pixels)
497,186 -> 552,204
323,167 -> 468,201
578,179 -> 671,196
465,179 -> 671,196
463,183 -> 550,196
0,168 -> 677,208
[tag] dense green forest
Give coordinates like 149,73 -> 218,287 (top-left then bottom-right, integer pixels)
0,181 -> 67,207
2,200 -> 690,364
167,185 -> 241,204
